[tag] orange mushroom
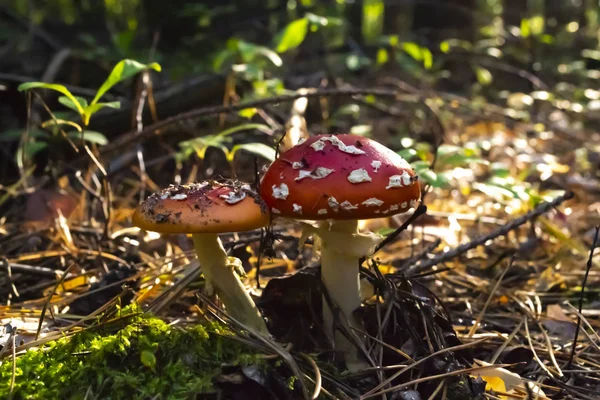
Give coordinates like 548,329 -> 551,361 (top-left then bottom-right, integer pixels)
132,181 -> 270,334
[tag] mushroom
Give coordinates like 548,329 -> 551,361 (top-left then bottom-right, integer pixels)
132,181 -> 270,335
260,134 -> 421,366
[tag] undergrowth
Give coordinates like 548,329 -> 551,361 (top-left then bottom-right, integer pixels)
0,308 -> 263,399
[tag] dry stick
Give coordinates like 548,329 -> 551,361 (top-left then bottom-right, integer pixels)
361,337 -> 491,398
468,255 -> 516,338
369,204 -> 428,259
407,191 -> 574,274
565,225 -> 600,371
300,353 -> 322,400
488,318 -> 525,364
524,316 -> 556,378
564,302 -> 600,351
361,363 -> 514,400
531,318 -> 563,378
427,378 -> 446,400
35,261 -> 78,340
98,87 -> 405,156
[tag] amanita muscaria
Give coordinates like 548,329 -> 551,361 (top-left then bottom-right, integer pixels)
260,134 -> 421,367
132,181 -> 270,335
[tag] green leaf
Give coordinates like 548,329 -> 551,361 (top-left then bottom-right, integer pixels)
474,66 -> 493,86
238,108 -> 258,119
275,18 -> 309,53
58,96 -> 89,111
520,18 -> 530,38
400,42 -> 433,69
376,48 -> 389,65
440,41 -> 450,53
216,123 -> 273,138
17,82 -> 84,115
213,48 -> 235,71
16,141 -> 48,162
436,144 -> 462,156
180,135 -> 231,161
0,129 -> 49,142
237,41 -> 282,67
228,143 -> 275,162
82,102 -> 121,123
440,153 -> 487,167
66,130 -> 109,145
529,15 -> 545,36
397,148 -> 418,160
422,48 -> 433,69
92,59 -> 161,105
401,42 -> 423,61
362,0 -> 384,44
305,13 -> 341,26
140,350 -> 156,369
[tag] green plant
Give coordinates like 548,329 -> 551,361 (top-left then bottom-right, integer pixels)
2,59 -> 161,165
176,123 -> 276,173
18,59 -> 161,127
398,142 -> 488,189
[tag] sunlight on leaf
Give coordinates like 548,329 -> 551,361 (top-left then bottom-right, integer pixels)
397,148 -> 418,160
84,102 -> 121,117
275,18 -> 309,53
58,96 -> 88,111
66,130 -> 109,146
17,82 -> 84,115
401,42 -> 433,69
475,66 -> 493,86
376,48 -> 389,65
238,108 -> 258,119
237,40 -> 283,67
217,123 -> 273,137
92,59 -> 161,105
362,0 -> 384,44
228,143 -> 275,162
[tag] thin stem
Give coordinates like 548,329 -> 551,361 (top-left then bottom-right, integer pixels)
192,233 -> 268,335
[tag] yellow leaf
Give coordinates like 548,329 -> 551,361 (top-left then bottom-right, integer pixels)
481,375 -> 507,396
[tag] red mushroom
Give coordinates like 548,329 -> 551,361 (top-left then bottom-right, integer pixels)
132,181 -> 270,334
260,134 -> 421,367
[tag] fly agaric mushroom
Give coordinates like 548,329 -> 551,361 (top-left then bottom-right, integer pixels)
132,181 -> 270,335
260,133 -> 420,366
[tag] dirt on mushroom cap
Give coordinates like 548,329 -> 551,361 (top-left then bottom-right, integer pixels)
132,181 -> 270,233
260,134 -> 421,220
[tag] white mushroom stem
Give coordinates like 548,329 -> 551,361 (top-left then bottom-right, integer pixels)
303,220 -> 383,370
191,233 -> 269,335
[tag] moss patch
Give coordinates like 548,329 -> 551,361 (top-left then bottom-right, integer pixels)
0,310 -> 263,399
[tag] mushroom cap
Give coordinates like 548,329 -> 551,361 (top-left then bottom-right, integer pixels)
132,181 -> 270,234
260,134 -> 420,220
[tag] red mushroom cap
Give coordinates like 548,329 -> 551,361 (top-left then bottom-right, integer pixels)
260,134 -> 421,220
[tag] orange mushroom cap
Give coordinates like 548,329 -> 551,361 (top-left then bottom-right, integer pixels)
132,181 -> 270,234
260,134 -> 421,220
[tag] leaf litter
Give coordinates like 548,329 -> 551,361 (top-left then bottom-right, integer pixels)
1,82 -> 600,400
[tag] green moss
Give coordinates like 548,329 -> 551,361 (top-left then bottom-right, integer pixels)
0,308 -> 263,399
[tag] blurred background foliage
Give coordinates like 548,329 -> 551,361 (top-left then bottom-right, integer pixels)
1,0 -> 599,188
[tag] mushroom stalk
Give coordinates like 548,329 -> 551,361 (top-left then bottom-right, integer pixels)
311,220 -> 382,370
192,233 -> 268,335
